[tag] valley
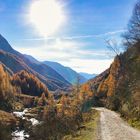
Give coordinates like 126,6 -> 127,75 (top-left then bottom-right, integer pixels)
0,0 -> 140,140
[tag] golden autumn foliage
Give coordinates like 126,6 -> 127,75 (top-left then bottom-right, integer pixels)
0,64 -> 19,111
97,56 -> 121,97
0,110 -> 16,125
80,84 -> 94,98
0,65 -> 15,99
37,92 -> 48,106
30,94 -> 83,140
12,70 -> 50,97
29,79 -> 97,140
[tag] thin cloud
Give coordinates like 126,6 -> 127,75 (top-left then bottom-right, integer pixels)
15,37 -> 114,73
60,58 -> 113,74
62,29 -> 126,40
22,29 -> 126,41
15,29 -> 125,73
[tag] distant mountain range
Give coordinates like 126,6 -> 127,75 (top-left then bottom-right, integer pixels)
0,34 -> 92,92
24,55 -> 88,84
43,61 -> 87,84
79,72 -> 97,80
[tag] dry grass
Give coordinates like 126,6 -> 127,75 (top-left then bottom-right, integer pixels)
0,110 -> 16,125
63,109 -> 100,140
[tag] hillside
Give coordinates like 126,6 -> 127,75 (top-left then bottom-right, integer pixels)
0,63 -> 51,110
79,72 -> 97,80
0,34 -> 71,91
84,43 -> 140,127
1,1 -> 140,139
43,61 -> 87,84
12,70 -> 50,97
0,64 -> 18,111
84,1 -> 140,123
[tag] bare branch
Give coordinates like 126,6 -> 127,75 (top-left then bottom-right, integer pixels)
105,39 -> 120,56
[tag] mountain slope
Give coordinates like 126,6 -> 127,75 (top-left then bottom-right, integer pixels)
0,64 -> 17,111
0,34 -> 71,91
43,61 -> 87,84
84,43 -> 140,125
12,70 -> 50,97
0,34 -> 19,55
79,72 -> 97,80
0,50 -> 59,91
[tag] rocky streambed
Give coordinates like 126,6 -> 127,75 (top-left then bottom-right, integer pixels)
12,108 -> 39,140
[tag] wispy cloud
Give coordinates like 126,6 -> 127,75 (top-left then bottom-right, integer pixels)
15,29 -> 125,73
62,29 -> 126,40
61,58 -> 113,74
22,29 -> 126,41
15,38 -> 113,74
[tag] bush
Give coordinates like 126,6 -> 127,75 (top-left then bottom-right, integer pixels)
0,123 -> 13,140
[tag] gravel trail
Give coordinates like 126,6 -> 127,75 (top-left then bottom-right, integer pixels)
95,108 -> 140,140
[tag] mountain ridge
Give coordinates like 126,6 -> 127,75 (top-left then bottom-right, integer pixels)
0,34 -> 71,91
79,72 -> 97,80
43,60 -> 87,84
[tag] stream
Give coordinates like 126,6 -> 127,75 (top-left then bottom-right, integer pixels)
12,108 -> 39,140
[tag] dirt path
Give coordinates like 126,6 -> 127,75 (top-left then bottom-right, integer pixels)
95,108 -> 140,140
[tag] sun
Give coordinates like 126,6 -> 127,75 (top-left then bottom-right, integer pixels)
28,0 -> 66,37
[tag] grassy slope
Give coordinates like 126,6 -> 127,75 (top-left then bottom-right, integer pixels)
63,109 -> 100,140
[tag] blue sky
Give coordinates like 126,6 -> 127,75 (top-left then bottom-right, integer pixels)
0,0 -> 137,74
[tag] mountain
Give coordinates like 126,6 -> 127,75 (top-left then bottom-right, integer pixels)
24,54 -> 40,65
79,72 -> 97,80
84,42 -> 140,124
43,61 -> 87,84
0,34 -> 18,54
0,34 -> 71,91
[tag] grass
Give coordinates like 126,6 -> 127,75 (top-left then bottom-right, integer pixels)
127,118 -> 140,130
63,109 -> 100,140
120,112 -> 140,130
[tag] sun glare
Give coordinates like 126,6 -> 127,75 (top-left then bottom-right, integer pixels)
28,0 -> 66,37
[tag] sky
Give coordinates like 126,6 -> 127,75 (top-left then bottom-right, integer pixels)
0,0 -> 137,74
